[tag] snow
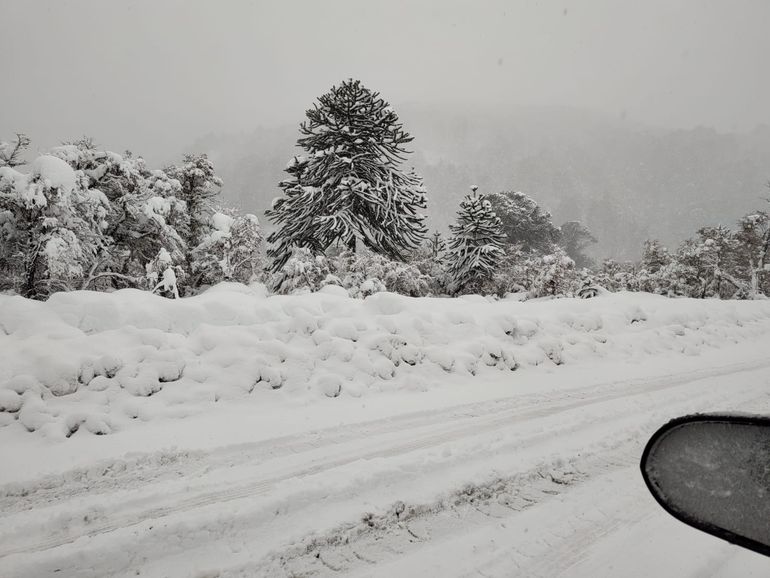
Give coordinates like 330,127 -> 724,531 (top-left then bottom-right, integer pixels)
211,211 -> 235,233
2,287 -> 770,576
30,155 -> 77,195
0,166 -> 27,195
2,287 -> 770,443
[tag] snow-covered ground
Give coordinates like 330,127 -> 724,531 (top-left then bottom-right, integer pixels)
1,286 -> 770,577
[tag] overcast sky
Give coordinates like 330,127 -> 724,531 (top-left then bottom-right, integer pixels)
2,0 -> 769,161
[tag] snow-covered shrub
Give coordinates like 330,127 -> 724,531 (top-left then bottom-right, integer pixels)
164,153 -> 222,248
591,259 -> 641,293
331,249 -> 431,298
0,154 -> 110,297
271,247 -> 334,294
50,141 -> 189,293
664,227 -> 747,299
190,210 -> 264,287
527,248 -> 581,298
488,244 -> 532,297
734,211 -> 770,297
0,137 -> 269,299
146,248 -> 183,298
408,248 -> 448,296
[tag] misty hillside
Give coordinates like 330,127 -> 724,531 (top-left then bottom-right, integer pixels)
188,106 -> 770,261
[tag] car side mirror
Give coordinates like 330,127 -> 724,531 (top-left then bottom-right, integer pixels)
641,414 -> 770,557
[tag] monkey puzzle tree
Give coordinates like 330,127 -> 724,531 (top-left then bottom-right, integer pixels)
444,188 -> 506,295
266,79 -> 427,271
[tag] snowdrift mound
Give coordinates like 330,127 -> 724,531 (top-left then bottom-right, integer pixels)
2,284 -> 770,439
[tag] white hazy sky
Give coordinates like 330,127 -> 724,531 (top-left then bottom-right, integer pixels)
1,0 -> 769,159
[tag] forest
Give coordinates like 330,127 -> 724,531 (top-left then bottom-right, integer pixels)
2,80 -> 769,302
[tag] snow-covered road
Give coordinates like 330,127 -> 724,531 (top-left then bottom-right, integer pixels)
2,355 -> 769,577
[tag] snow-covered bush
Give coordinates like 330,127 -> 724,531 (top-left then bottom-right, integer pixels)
0,136 -> 263,299
527,248 -> 581,298
164,153 -> 222,248
190,210 -> 264,287
0,154 -> 110,297
331,249 -> 431,298
50,140 -> 188,292
146,248 -> 183,298
592,259 -> 641,293
409,242 -> 448,296
271,247 -> 335,294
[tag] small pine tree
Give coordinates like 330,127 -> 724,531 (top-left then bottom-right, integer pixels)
428,230 -> 446,259
266,79 -> 427,271
445,188 -> 506,295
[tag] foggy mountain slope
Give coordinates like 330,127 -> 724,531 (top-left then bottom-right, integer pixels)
189,107 -> 770,260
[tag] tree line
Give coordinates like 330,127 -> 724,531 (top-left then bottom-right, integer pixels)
1,79 -> 769,300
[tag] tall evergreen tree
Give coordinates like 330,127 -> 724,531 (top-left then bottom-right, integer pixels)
445,188 -> 505,294
266,79 -> 427,271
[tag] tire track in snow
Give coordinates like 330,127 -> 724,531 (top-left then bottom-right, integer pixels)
4,356 -> 769,512
1,357 -> 769,563
257,390 -> 770,578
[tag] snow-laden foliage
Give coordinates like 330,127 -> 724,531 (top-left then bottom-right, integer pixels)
190,210 -> 264,287
164,154 -> 222,248
487,245 -> 582,299
49,140 -> 188,292
270,247 -> 336,294
735,211 -> 770,296
146,248 -> 182,299
486,191 -> 560,254
527,248 -> 581,298
266,79 -> 427,271
445,190 -> 506,295
410,234 -> 449,296
0,155 -> 109,297
0,134 -> 30,168
0,137 -> 260,299
330,249 -> 431,298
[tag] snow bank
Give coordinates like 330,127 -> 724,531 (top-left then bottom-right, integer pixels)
2,286 -> 770,439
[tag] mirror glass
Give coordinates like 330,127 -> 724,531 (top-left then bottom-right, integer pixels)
641,415 -> 770,556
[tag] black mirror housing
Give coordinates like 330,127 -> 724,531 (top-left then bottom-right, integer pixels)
641,414 -> 770,557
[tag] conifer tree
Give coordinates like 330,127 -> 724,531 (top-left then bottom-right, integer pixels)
428,230 -> 446,258
266,79 -> 427,271
486,190 -> 559,254
165,154 -> 222,247
445,187 -> 505,294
